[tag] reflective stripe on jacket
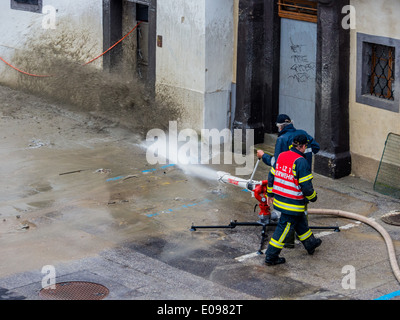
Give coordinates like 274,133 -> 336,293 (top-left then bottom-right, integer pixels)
268,148 -> 317,216
272,151 -> 304,201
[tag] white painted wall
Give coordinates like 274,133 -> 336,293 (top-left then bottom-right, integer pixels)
204,0 -> 234,131
156,0 -> 206,92
0,0 -> 236,134
0,0 -> 103,84
349,0 -> 400,180
156,0 -> 235,132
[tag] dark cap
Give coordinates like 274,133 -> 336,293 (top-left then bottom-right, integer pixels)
292,134 -> 308,146
276,114 -> 291,124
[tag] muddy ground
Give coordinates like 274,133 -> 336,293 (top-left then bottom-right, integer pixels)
0,84 -> 400,304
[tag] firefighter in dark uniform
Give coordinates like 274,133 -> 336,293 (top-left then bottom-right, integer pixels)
257,114 -> 320,248
257,114 -> 320,169
264,134 -> 321,265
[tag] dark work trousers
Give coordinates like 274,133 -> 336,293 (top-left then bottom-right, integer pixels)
284,212 -> 308,246
265,212 -> 312,259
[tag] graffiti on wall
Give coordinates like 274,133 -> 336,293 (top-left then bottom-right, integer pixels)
288,38 -> 315,83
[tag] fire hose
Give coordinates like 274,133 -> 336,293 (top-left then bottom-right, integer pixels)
307,208 -> 400,285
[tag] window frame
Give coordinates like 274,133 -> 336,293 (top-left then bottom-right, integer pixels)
10,0 -> 43,13
356,33 -> 400,113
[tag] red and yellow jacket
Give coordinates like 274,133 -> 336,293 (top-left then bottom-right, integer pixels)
267,148 -> 317,215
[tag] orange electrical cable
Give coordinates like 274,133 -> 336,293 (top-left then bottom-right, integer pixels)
0,20 -> 143,77
0,56 -> 53,78
83,20 -> 142,66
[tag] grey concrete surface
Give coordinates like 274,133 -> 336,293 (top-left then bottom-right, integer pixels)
0,85 -> 400,310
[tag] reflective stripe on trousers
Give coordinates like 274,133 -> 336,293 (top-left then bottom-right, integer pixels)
266,212 -> 313,258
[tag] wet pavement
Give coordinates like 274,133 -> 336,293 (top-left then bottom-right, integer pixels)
1,85 -> 400,307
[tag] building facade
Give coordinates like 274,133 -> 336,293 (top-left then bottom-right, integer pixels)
0,0 -> 238,134
235,0 -> 399,181
349,0 -> 400,181
235,0 -> 352,179
0,0 -> 399,181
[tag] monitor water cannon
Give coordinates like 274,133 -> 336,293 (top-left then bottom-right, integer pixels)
217,159 -> 272,223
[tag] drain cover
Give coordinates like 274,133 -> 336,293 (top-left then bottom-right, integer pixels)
381,211 -> 400,226
39,281 -> 109,300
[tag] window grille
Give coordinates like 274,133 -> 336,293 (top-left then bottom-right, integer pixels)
356,33 -> 400,112
11,0 -> 42,13
367,43 -> 395,100
278,0 -> 317,23
15,0 -> 38,4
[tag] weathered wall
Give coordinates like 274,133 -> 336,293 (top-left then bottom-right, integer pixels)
0,0 -> 236,135
204,0 -> 234,130
156,0 -> 235,132
0,0 -> 103,85
0,0 -> 182,137
349,0 -> 400,181
155,0 -> 206,131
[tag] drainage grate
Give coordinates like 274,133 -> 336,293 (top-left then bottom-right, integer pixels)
374,133 -> 400,199
39,281 -> 109,300
381,211 -> 400,226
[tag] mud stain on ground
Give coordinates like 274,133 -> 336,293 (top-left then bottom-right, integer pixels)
0,83 -> 231,277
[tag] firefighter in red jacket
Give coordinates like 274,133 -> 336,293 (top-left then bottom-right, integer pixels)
264,134 -> 321,265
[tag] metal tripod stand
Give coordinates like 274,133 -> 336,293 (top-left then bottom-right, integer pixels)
189,158 -> 340,254
190,218 -> 340,255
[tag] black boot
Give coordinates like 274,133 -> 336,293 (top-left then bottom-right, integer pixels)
265,256 -> 286,266
302,235 -> 322,255
265,244 -> 286,265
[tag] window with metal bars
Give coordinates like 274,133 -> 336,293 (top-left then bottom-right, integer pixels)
356,33 -> 400,113
367,43 -> 395,101
278,0 -> 317,23
15,0 -> 38,4
11,0 -> 42,13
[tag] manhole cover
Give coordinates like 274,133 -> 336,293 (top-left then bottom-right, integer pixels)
39,281 -> 109,300
381,211 -> 400,226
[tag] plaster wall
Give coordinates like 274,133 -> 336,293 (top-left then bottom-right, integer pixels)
156,0 -> 235,132
349,0 -> 400,180
0,0 -> 103,85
